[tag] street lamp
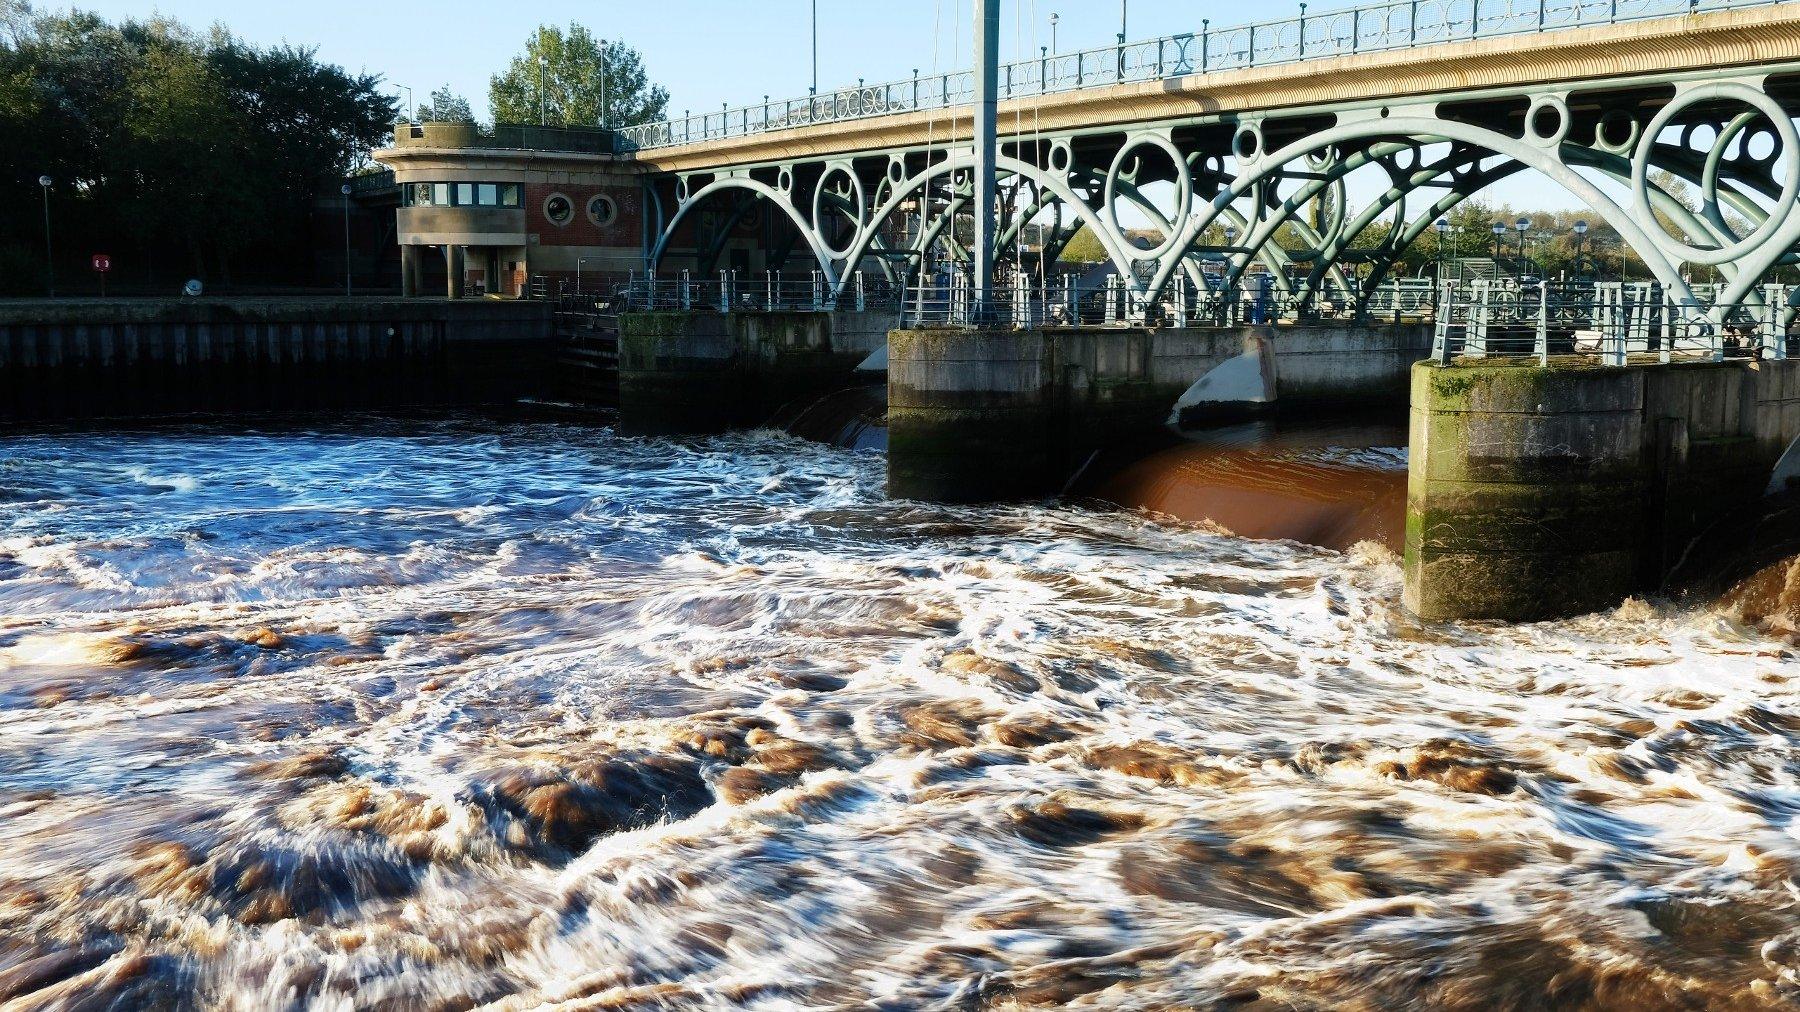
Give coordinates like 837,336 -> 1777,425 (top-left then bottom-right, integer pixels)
37,174 -> 53,298
340,183 -> 354,297
1571,219 -> 1589,281
1435,215 -> 1450,280
811,0 -> 818,96
1050,12 -> 1059,54
577,257 -> 588,295
1514,216 -> 1530,272
1491,220 -> 1506,259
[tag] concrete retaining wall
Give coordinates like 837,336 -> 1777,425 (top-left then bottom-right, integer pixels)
1404,357 -> 1800,621
888,321 -> 1431,502
616,310 -> 872,435
0,299 -> 553,422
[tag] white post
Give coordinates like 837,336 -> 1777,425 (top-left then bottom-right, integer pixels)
1766,283 -> 1787,361
1535,280 -> 1549,365
1466,280 -> 1490,358
812,271 -> 823,311
680,269 -> 691,310
856,271 -> 866,312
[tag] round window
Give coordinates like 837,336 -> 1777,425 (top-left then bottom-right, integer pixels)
543,193 -> 573,227
587,194 -> 619,228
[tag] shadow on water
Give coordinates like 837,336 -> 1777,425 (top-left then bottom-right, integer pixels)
776,382 -> 1409,553
1069,413 -> 1410,552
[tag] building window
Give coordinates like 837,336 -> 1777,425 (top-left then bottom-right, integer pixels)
587,194 -> 618,228
543,193 -> 574,227
403,182 -> 527,208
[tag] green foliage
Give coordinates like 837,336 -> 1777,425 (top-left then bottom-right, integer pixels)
489,23 -> 667,128
417,84 -> 473,123
0,4 -> 396,288
1060,224 -> 1109,263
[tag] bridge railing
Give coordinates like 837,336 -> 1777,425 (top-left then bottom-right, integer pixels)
615,271 -> 901,313
614,0 -> 1781,152
898,273 -> 1438,329
1432,280 -> 1797,364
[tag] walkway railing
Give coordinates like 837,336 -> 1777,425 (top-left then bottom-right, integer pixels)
615,0 -> 1779,152
1432,280 -> 1796,364
616,271 -> 899,313
900,273 -> 1436,329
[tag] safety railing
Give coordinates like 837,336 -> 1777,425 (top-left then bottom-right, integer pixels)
898,273 -> 1438,329
615,271 -> 901,313
615,0 -> 1778,151
1432,280 -> 1796,364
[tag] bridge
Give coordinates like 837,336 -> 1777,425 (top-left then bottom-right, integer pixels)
374,0 -> 1800,625
615,0 -> 1800,327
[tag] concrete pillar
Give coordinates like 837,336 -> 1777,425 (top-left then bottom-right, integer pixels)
400,245 -> 419,297
888,329 -> 1059,502
617,310 -> 863,435
445,246 -> 465,300
1403,361 -> 1648,621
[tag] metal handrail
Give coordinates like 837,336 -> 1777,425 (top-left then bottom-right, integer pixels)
615,0 -> 1780,152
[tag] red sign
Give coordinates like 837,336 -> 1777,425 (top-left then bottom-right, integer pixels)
91,254 -> 111,273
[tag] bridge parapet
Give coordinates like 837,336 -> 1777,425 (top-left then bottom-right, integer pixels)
619,0 -> 1785,153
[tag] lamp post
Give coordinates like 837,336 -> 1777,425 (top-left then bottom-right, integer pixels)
577,257 -> 588,295
1491,221 -> 1506,259
1572,219 -> 1589,280
811,0 -> 818,96
1050,12 -> 1059,54
340,183 -> 353,297
537,26 -> 549,126
38,175 -> 53,298
1514,216 -> 1530,274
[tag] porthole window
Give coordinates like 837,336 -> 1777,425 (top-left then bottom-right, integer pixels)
543,193 -> 574,227
586,194 -> 619,228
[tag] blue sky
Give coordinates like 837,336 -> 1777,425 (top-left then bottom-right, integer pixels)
51,1 -> 1354,121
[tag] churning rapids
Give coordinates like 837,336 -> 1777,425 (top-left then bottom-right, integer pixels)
3,417 -> 1800,1011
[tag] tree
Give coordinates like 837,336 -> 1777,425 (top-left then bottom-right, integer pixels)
416,84 -> 472,123
1060,224 -> 1109,263
0,5 -> 396,292
489,23 -> 667,128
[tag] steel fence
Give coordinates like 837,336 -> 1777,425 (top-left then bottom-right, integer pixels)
615,271 -> 902,313
615,0 -> 1780,151
1432,280 -> 1797,364
897,273 -> 1438,329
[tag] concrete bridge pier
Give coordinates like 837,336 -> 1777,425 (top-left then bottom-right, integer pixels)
1404,358 -> 1800,621
615,310 -> 892,435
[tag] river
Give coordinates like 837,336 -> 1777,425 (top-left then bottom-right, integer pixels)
0,416 -> 1797,1009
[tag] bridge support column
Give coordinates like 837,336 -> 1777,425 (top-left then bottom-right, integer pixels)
616,310 -> 889,435
1404,358 -> 1800,622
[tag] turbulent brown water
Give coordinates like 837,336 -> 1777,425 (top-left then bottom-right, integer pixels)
2,417 -> 1800,1010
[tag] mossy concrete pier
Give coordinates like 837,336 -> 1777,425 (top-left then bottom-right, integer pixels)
1405,358 -> 1800,621
887,322 -> 1431,503
616,310 -> 891,435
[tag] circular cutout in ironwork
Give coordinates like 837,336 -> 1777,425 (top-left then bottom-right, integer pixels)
1233,124 -> 1261,162
1526,97 -> 1569,146
1104,134 -> 1192,262
811,164 -> 866,259
1596,109 -> 1637,152
1633,82 -> 1799,266
1049,142 -> 1072,174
